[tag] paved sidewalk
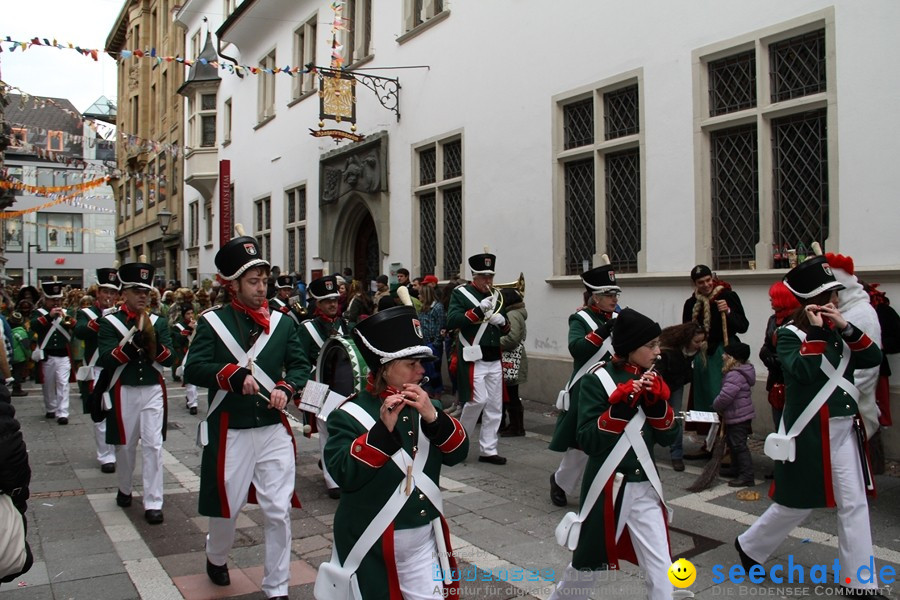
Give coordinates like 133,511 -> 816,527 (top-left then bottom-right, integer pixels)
1,376 -> 898,599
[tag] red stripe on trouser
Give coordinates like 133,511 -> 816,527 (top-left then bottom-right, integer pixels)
381,524 -> 403,600
820,408 -> 835,508
114,384 -> 126,444
217,413 -> 231,518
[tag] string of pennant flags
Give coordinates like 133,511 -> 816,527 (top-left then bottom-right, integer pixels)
0,175 -> 110,195
7,220 -> 116,236
0,186 -> 110,220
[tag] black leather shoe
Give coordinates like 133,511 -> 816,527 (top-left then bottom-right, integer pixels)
45,412 -> 56,419
671,459 -> 685,472
101,462 -> 116,474
327,487 -> 341,499
57,417 -> 69,425
735,537 -> 760,572
189,407 -> 198,415
728,479 -> 755,487
478,455 -> 507,465
144,509 -> 164,524
549,474 -> 567,507
116,490 -> 132,507
206,558 -> 231,586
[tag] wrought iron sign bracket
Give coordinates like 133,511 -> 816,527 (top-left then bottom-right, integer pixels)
312,65 -> 401,122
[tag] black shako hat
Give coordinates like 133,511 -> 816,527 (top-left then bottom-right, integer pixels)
275,274 -> 294,289
97,267 -> 120,290
40,280 -> 64,299
468,253 -> 496,275
783,255 -> 844,300
308,275 -> 341,300
690,264 -> 714,281
215,225 -> 269,281
352,305 -> 435,372
118,262 -> 155,290
581,265 -> 621,293
612,308 -> 661,357
724,342 -> 751,362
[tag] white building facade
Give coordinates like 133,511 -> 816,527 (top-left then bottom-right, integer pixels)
176,1 -> 900,454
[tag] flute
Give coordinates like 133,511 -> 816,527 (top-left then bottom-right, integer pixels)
387,376 -> 430,412
256,392 -> 312,434
627,356 -> 662,405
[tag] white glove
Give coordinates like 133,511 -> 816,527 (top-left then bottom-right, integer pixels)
488,313 -> 506,327
479,297 -> 494,312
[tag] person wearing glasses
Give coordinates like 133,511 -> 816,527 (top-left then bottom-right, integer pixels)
549,259 -> 620,507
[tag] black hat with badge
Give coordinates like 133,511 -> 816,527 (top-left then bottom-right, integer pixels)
215,224 -> 269,281
118,256 -> 155,290
275,274 -> 294,289
582,254 -> 621,293
468,253 -> 497,275
97,262 -> 121,291
783,254 -> 844,300
611,308 -> 661,357
40,279 -> 64,299
352,305 -> 435,372
308,275 -> 341,300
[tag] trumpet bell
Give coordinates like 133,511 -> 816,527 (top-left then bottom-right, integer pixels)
492,272 -> 525,297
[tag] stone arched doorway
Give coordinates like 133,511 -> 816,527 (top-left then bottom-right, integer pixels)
354,212 -> 379,284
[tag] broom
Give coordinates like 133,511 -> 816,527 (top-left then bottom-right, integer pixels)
686,310 -> 729,492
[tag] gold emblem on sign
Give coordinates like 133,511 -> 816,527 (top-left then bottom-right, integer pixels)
320,72 -> 355,124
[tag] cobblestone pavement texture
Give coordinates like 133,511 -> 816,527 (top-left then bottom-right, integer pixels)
1,375 -> 898,599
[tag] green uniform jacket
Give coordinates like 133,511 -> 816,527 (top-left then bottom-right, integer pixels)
446,284 -> 508,404
30,307 -> 74,354
296,315 -> 347,388
184,304 -> 308,517
549,308 -> 613,452
572,361 -> 678,570
74,305 -> 104,413
325,390 -> 468,599
772,323 -> 881,509
98,309 -> 175,444
171,321 -> 193,371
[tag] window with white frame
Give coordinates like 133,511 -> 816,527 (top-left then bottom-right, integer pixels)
254,196 -> 272,262
147,158 -> 157,207
292,14 -> 318,99
697,19 -> 830,270
189,200 -> 199,247
555,76 -> 643,276
204,199 -> 213,244
414,135 -> 463,279
223,97 -> 232,143
258,50 -> 276,123
342,0 -> 372,65
285,186 -> 307,278
188,93 -> 216,148
403,0 -> 445,33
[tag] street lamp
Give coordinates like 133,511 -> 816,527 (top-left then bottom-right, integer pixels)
26,243 -> 41,287
157,208 -> 173,235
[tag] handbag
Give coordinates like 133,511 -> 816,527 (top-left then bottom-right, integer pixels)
767,383 -> 786,410
501,344 -> 523,383
314,557 -> 363,600
0,494 -> 30,581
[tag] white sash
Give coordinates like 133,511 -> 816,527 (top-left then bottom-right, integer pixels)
33,309 -> 71,361
101,313 -> 164,411
196,310 -> 283,446
76,308 -> 100,381
456,287 -> 492,362
764,325 -> 858,462
555,367 -> 671,551
556,310 -> 616,411
304,320 -> 327,349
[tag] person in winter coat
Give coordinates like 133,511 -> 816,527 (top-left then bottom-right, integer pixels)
713,342 -> 756,487
656,322 -> 707,471
0,383 -> 34,585
759,282 -> 800,433
499,288 -> 527,437
7,313 -> 29,397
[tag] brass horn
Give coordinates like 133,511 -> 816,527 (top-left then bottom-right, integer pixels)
492,272 -> 525,297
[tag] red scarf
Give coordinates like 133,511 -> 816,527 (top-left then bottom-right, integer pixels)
587,304 -> 614,321
119,304 -> 142,324
364,372 -> 403,398
232,298 -> 271,334
314,308 -> 338,323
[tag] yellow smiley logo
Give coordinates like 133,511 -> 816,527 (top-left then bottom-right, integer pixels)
668,558 -> 697,588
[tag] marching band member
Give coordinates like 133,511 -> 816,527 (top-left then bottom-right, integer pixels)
447,253 -> 510,465
30,279 -> 74,425
172,304 -> 199,415
549,262 -> 620,506
736,256 -> 882,596
97,259 -> 174,524
297,274 -> 348,499
551,308 -> 677,600
269,274 -> 295,313
74,266 -> 120,472
321,306 -> 468,599
184,230 -> 306,600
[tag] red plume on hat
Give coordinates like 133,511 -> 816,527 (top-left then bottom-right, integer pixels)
825,252 -> 855,276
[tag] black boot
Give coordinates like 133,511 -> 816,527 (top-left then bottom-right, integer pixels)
501,402 -> 525,437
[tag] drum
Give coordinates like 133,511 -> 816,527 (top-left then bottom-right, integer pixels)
316,336 -> 369,397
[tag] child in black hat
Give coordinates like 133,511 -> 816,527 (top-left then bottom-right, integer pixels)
713,342 -> 756,487
552,307 -> 678,600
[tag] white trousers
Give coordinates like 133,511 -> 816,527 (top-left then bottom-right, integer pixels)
738,416 -> 877,590
115,384 -> 164,510
42,355 -> 70,418
91,366 -> 115,465
393,525 -> 442,600
555,449 -> 589,496
317,415 -> 338,489
459,358 -> 503,456
185,383 -> 198,408
207,424 -> 295,598
550,482 -> 672,600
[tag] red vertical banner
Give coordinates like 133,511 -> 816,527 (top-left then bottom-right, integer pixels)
219,160 -> 231,247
